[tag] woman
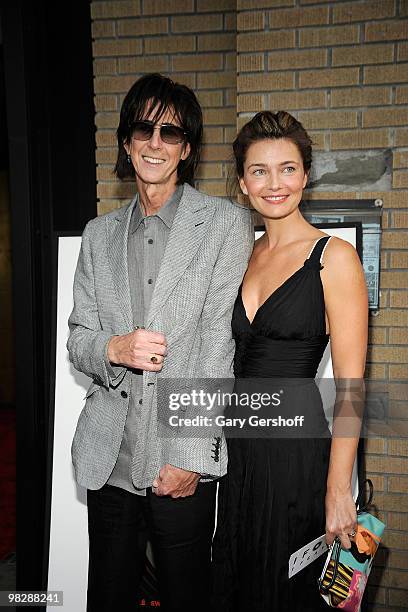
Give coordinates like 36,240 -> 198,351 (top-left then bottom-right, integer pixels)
212,111 -> 368,611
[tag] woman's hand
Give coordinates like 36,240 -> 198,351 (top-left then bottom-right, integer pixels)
325,485 -> 357,549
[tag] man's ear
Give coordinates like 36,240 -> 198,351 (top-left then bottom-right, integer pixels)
239,177 -> 248,195
181,142 -> 191,161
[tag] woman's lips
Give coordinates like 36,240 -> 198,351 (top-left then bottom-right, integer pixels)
262,195 -> 289,204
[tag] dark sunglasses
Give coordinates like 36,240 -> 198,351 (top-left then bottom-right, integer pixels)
131,120 -> 187,145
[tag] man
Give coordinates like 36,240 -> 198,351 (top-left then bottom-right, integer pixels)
67,73 -> 253,612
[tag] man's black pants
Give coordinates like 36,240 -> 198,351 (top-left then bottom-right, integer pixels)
86,482 -> 217,612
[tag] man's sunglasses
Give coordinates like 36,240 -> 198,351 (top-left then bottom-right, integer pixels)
131,120 -> 187,145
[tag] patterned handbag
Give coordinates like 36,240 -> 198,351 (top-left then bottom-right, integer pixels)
318,480 -> 385,611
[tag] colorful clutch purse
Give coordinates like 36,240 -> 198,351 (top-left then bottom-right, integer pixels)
318,480 -> 385,611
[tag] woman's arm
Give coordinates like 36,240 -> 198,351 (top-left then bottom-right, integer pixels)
321,237 -> 368,548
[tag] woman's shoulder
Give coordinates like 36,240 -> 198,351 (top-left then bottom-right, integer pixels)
320,236 -> 366,296
323,235 -> 361,268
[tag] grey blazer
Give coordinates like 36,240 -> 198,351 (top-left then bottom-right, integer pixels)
67,183 -> 254,490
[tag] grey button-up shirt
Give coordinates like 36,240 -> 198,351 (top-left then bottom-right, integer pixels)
107,184 -> 183,495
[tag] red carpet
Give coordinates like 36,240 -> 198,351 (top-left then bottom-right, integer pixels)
0,409 -> 16,560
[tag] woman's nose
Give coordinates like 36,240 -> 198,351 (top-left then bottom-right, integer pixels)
267,172 -> 281,191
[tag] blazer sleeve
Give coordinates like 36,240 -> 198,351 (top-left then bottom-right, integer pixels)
66,222 -> 127,388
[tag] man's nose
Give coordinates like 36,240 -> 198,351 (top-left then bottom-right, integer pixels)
149,126 -> 163,148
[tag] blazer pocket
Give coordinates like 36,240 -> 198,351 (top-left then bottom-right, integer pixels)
84,382 -> 102,399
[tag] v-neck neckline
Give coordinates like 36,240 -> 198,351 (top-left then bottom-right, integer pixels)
239,236 -> 329,326
239,264 -> 306,326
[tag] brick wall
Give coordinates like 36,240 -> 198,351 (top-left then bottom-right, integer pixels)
236,1 -> 408,610
91,1 -> 408,609
91,0 -> 236,216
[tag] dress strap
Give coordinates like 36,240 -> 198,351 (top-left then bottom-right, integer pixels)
306,236 -> 332,265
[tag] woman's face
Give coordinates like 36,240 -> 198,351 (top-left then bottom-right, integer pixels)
239,138 -> 308,220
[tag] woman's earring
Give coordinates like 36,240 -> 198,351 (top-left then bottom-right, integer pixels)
127,154 -> 131,164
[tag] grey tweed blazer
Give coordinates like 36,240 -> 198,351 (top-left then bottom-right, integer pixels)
67,183 -> 254,490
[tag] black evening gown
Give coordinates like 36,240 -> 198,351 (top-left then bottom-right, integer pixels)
212,236 -> 333,612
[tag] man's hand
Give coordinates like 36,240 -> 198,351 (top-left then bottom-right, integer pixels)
152,464 -> 200,498
107,329 -> 167,371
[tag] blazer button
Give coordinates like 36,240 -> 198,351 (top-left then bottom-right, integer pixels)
121,391 -> 128,398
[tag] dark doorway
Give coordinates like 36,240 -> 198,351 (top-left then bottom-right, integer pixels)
0,10 -> 16,594
1,0 -> 96,593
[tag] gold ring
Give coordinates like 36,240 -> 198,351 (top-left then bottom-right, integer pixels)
150,355 -> 158,364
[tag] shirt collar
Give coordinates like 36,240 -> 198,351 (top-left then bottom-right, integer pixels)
130,184 -> 184,233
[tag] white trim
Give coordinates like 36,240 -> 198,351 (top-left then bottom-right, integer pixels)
306,236 -> 324,260
320,235 -> 332,263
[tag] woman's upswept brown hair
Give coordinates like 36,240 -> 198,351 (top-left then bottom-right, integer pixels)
229,111 -> 313,195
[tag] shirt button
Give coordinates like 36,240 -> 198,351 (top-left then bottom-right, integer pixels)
148,239 -> 153,244
139,399 -> 143,405
147,278 -> 153,284
121,391 -> 128,398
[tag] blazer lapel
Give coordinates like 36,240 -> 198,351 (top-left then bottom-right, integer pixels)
106,197 -> 136,331
146,184 -> 215,328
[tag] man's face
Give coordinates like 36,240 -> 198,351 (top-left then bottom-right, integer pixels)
125,105 -> 191,189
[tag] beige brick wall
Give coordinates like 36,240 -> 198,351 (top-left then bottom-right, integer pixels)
91,0 -> 236,215
236,1 -> 408,609
91,0 -> 408,608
